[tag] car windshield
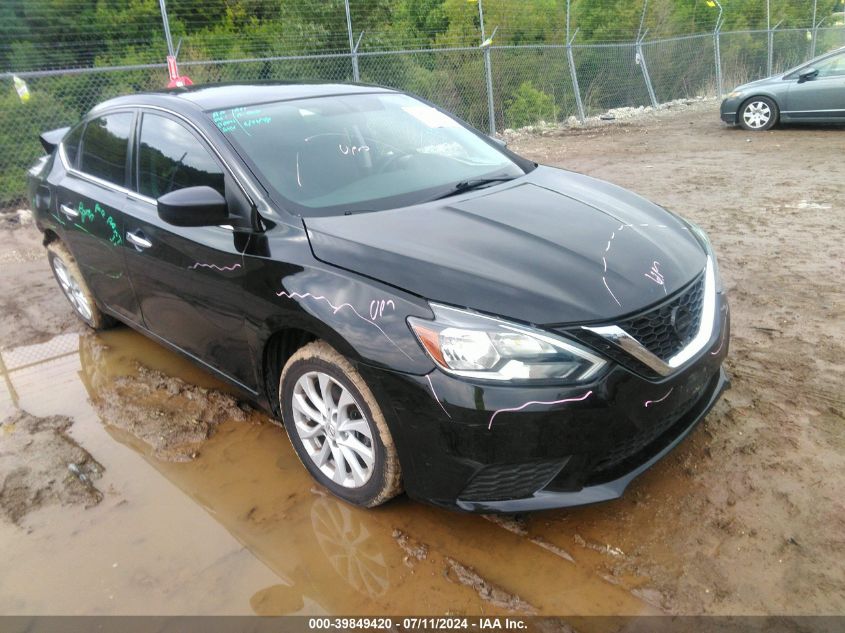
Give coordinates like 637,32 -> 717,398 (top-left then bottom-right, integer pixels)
207,92 -> 527,215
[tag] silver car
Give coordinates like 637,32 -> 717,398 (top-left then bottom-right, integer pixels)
720,46 -> 845,130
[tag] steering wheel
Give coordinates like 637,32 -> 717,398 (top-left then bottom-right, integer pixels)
375,151 -> 414,174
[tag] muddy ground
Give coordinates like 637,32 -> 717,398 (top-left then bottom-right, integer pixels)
0,104 -> 842,617
0,409 -> 102,525
0,213 -> 85,347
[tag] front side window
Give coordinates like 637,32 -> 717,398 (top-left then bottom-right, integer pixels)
207,93 -> 527,215
137,113 -> 224,199
815,52 -> 845,78
79,113 -> 133,186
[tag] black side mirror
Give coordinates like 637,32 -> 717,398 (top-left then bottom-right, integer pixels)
798,67 -> 818,83
157,186 -> 228,227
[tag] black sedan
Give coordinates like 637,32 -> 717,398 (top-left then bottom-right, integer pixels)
28,82 -> 730,512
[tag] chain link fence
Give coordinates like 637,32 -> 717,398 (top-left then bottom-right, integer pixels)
1,25 -> 843,211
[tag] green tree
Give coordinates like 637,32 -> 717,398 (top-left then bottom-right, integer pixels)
505,81 -> 555,128
0,86 -> 76,206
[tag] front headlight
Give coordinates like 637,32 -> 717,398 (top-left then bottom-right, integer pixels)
727,90 -> 745,99
408,304 -> 606,382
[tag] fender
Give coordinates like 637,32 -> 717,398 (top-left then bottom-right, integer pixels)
239,225 -> 436,399
739,90 -> 782,107
261,264 -> 435,374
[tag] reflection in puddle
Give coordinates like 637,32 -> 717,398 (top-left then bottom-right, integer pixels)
0,329 -> 658,617
312,497 -> 390,598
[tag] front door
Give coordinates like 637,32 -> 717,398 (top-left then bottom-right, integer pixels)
784,51 -> 845,120
122,111 -> 256,390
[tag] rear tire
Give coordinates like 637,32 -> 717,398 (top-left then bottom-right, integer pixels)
47,241 -> 115,330
279,340 -> 402,507
738,96 -> 778,131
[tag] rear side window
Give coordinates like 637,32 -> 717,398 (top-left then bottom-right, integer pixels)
62,123 -> 84,167
79,113 -> 133,186
137,113 -> 224,199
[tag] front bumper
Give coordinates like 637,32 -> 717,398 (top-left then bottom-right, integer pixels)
720,98 -> 740,124
459,366 -> 728,512
360,294 -> 731,512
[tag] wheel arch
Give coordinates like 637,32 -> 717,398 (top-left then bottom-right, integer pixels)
42,228 -> 60,247
260,318 -> 362,418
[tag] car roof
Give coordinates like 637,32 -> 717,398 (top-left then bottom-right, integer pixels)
89,81 -> 399,116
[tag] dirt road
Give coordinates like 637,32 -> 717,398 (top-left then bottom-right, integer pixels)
0,103 -> 842,617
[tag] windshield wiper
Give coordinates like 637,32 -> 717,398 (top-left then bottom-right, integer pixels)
433,177 -> 517,200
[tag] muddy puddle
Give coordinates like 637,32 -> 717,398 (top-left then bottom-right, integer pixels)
0,328 -> 664,617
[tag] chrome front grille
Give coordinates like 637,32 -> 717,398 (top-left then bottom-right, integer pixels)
617,272 -> 705,361
562,260 -> 716,379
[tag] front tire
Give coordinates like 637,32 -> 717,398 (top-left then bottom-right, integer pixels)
279,340 -> 402,507
47,241 -> 115,330
739,96 -> 778,131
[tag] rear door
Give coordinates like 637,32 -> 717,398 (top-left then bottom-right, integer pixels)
122,109 -> 257,390
53,111 -> 141,323
784,51 -> 845,120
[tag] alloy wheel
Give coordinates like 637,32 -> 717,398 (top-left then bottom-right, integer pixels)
742,101 -> 772,129
51,255 -> 94,322
291,371 -> 375,488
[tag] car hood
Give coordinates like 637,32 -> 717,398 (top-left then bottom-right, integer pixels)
732,75 -> 781,92
304,166 -> 706,325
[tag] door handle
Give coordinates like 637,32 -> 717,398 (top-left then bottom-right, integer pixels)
59,204 -> 79,220
126,231 -> 153,250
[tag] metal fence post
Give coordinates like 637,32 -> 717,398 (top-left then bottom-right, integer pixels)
566,0 -> 586,124
714,28 -> 723,98
811,0 -> 818,58
635,0 -> 657,107
478,0 -> 496,134
344,0 -> 360,82
637,34 -> 659,108
567,35 -> 586,124
158,0 -> 175,57
483,49 -> 495,133
767,29 -> 773,75
769,20 -> 782,75
711,1 -> 724,99
766,0 -> 772,75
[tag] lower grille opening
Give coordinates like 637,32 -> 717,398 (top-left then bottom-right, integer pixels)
458,459 -> 566,502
